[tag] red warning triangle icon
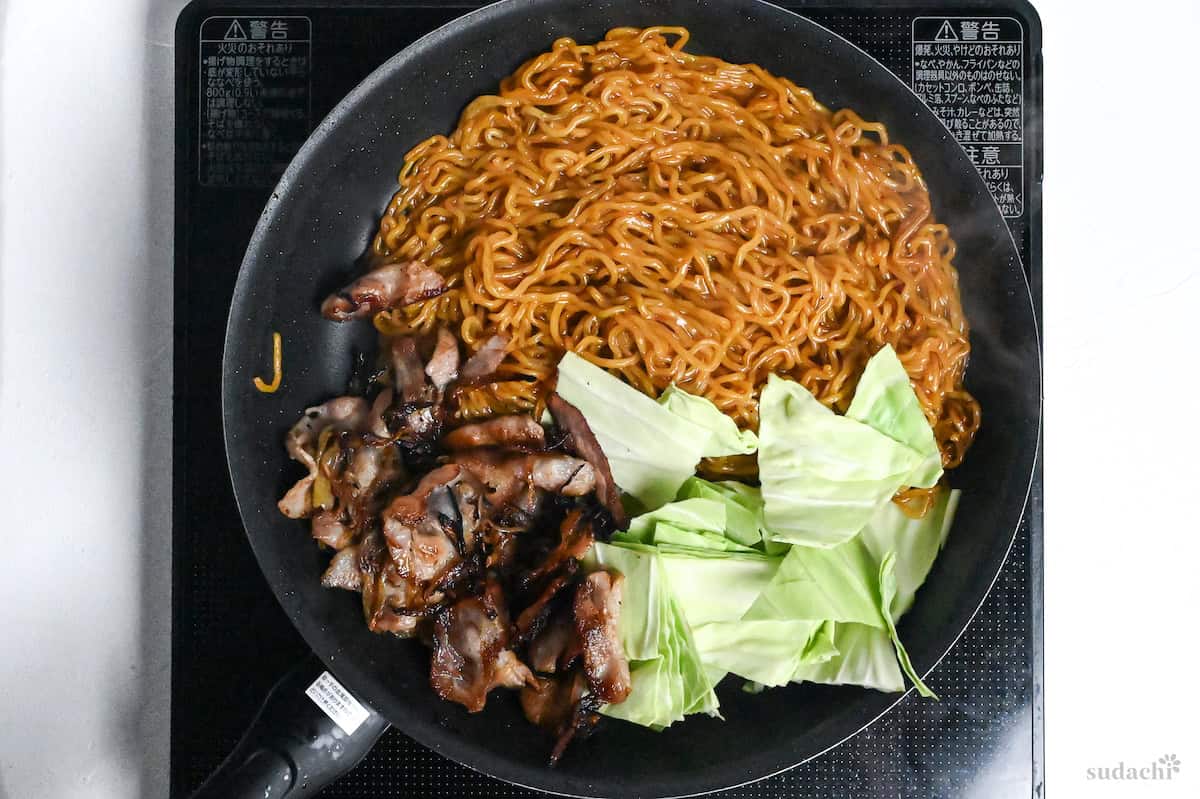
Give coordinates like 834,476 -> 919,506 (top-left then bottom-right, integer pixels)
223,20 -> 248,41
934,20 -> 958,41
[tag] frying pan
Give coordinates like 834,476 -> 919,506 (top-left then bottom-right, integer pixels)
197,0 -> 1041,796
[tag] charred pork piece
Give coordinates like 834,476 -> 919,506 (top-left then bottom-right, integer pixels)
286,397 -> 371,462
493,650 -> 535,694
430,580 -> 532,711
515,569 -> 576,643
279,395 -> 406,550
526,601 -> 583,674
546,393 -> 628,530
443,415 -> 546,451
328,526 -> 386,587
342,440 -> 404,501
310,509 -> 354,550
278,397 -> 370,518
277,473 -> 318,520
424,326 -> 461,391
442,469 -> 488,555
573,571 -> 631,704
520,670 -> 587,733
361,568 -> 428,636
452,449 -> 596,507
388,336 -> 431,404
459,333 -> 509,380
358,463 -> 493,633
367,389 -> 394,438
382,465 -> 465,586
315,436 -> 405,526
361,335 -> 447,450
344,443 -> 386,495
479,506 -> 532,572
320,261 -> 447,322
385,407 -> 443,462
370,405 -> 443,474
320,544 -> 363,591
424,547 -> 485,604
529,454 -> 596,496
282,327 -> 641,757
549,693 -> 604,767
521,510 -> 595,591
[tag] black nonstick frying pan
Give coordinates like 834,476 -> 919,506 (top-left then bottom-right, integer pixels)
198,0 -> 1041,796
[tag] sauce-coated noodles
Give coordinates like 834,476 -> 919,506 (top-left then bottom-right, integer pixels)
370,27 -> 980,478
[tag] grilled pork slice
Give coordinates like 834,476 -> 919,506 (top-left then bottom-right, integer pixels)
321,261 -> 447,321
547,393 -> 627,529
430,581 -> 532,711
573,571 -> 631,704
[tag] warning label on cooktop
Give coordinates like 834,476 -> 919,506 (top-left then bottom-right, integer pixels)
198,16 -> 311,188
912,17 -> 1024,218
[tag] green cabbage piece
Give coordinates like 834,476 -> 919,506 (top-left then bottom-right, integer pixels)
657,549 -> 833,690
676,477 -> 766,548
783,488 -> 960,695
692,619 -> 831,687
555,353 -> 712,510
878,551 -> 934,697
554,354 -> 761,510
592,489 -> 960,723
562,348 -> 959,721
859,487 -> 960,617
658,385 -> 759,456
622,497 -> 727,543
846,345 -> 943,488
745,535 -> 885,627
587,542 -> 719,728
651,523 -> 759,553
744,533 -> 935,697
619,496 -> 758,553
789,623 -> 905,693
660,550 -> 782,626
758,373 -> 921,548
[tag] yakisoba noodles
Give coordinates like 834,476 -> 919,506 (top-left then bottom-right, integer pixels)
369,26 -> 980,501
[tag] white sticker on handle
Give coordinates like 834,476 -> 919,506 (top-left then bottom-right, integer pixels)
305,671 -> 370,735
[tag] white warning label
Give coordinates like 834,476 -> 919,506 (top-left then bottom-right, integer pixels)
198,16 -> 312,188
912,17 -> 1024,218
305,671 -> 370,735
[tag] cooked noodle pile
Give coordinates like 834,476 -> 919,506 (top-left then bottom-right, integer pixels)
370,26 -> 980,479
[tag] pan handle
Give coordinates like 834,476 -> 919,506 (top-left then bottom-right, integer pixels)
189,654 -> 390,798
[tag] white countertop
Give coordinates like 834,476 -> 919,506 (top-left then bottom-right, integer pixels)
1,1 -> 185,796
1,1 -> 1198,797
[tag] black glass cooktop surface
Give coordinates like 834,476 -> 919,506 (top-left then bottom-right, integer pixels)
172,2 -> 1043,796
